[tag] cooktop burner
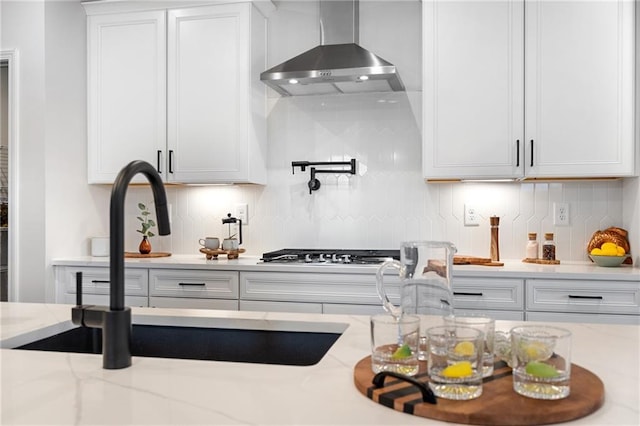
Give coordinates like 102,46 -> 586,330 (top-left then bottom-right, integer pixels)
261,249 -> 400,265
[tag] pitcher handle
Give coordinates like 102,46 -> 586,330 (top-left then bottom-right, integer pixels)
376,259 -> 403,318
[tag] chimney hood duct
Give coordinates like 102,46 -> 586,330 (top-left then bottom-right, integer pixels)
260,0 -> 405,96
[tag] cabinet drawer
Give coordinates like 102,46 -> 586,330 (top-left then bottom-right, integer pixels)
149,269 -> 238,299
526,279 -> 640,315
452,278 -> 524,311
60,266 -> 148,296
240,271 -> 401,305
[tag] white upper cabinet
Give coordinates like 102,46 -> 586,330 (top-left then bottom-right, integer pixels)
423,0 -> 636,181
87,11 -> 167,184
86,1 -> 270,184
524,0 -> 635,178
167,4 -> 266,184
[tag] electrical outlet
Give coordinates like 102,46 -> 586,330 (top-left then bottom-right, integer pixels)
236,203 -> 248,225
554,202 -> 570,226
464,204 -> 480,226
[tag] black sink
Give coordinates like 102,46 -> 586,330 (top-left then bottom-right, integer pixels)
15,324 -> 342,366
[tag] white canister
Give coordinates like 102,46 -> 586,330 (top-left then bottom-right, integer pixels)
91,237 -> 109,257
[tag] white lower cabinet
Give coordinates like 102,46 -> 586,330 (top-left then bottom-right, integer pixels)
149,269 -> 239,310
239,271 -> 402,315
452,277 -> 525,319
55,266 -> 149,307
54,263 -> 639,324
526,279 -> 640,324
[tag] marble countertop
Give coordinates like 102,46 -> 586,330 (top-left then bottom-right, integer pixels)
52,255 -> 640,281
1,302 -> 639,425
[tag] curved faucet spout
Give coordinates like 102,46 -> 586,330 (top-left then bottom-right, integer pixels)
110,160 -> 171,311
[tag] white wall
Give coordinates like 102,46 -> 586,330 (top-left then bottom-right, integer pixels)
0,0 -> 47,302
0,0 -> 637,303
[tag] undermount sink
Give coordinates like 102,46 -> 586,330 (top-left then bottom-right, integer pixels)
7,315 -> 348,366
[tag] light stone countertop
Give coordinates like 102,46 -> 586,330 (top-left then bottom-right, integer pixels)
52,255 -> 640,281
1,302 -> 639,425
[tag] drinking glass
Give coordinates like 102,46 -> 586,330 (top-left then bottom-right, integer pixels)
444,314 -> 495,377
370,314 -> 420,376
426,325 -> 484,400
510,325 -> 572,400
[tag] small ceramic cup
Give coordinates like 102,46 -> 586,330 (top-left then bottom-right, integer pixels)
222,238 -> 239,251
199,237 -> 220,250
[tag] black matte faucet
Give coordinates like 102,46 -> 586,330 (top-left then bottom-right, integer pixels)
72,160 -> 170,369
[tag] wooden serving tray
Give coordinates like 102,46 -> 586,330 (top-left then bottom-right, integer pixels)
354,357 -> 604,425
124,252 -> 171,258
199,248 -> 246,260
522,258 -> 561,265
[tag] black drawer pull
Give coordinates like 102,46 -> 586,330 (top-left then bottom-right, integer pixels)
568,295 -> 603,300
454,291 -> 483,297
91,280 -> 110,284
178,282 -> 206,286
516,139 -> 520,167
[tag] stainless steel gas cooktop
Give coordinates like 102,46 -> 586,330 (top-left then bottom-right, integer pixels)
260,249 -> 400,265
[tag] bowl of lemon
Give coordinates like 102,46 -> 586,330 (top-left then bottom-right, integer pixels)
589,242 -> 630,267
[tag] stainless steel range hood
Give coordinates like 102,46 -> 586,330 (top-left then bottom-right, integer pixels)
260,0 -> 405,96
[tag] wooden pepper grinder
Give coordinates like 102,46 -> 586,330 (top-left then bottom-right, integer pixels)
490,216 -> 500,261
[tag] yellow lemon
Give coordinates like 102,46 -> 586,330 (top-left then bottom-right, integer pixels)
600,242 -> 618,256
453,341 -> 475,357
590,248 -> 603,255
616,246 -> 626,256
442,361 -> 473,378
520,341 -> 552,362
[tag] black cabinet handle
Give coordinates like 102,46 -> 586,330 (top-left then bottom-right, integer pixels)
568,295 -> 603,300
453,291 -> 483,297
530,139 -> 534,167
91,280 -> 110,284
516,139 -> 520,167
169,150 -> 174,174
76,272 -> 83,306
157,150 -> 162,173
178,282 -> 206,286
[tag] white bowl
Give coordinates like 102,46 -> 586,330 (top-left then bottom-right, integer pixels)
589,254 -> 629,267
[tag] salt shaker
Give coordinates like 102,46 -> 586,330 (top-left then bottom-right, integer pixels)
526,233 -> 539,259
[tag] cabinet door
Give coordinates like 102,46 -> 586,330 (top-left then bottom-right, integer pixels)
423,0 -> 524,180
524,0 -> 636,177
167,3 -> 256,183
87,11 -> 166,183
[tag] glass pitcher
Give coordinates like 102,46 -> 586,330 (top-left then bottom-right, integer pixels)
376,241 -> 457,359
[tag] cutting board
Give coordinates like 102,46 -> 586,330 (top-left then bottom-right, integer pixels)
454,255 -> 504,267
354,357 -> 604,425
124,252 -> 171,258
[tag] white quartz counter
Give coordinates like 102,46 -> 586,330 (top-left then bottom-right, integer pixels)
52,255 -> 640,281
1,302 -> 639,425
